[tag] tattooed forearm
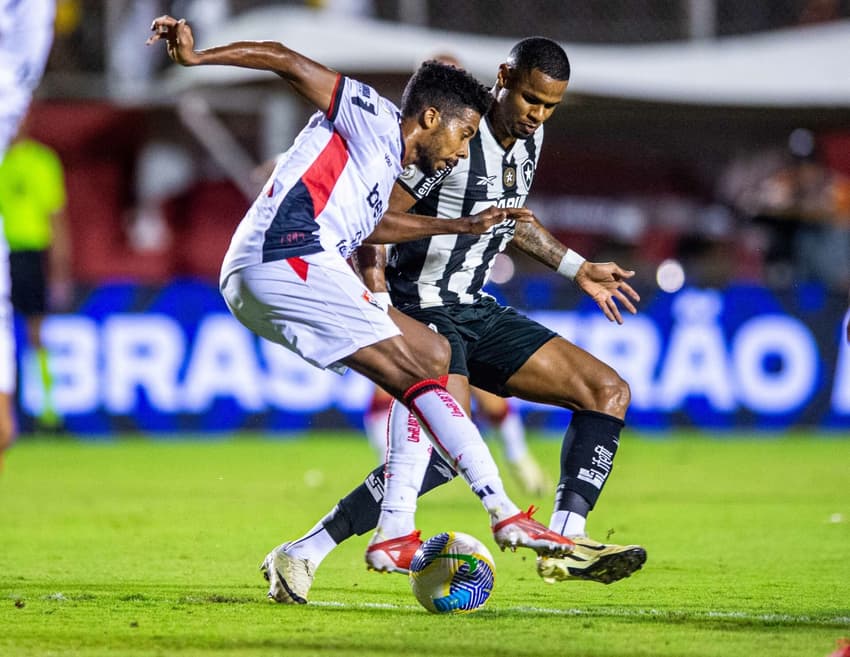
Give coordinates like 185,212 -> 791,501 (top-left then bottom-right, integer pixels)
512,217 -> 567,270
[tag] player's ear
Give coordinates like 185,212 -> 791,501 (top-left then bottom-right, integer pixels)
420,106 -> 441,130
496,63 -> 512,90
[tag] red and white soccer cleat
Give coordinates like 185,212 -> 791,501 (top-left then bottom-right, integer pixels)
365,530 -> 423,574
492,506 -> 575,556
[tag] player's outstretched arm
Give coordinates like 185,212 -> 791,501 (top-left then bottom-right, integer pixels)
147,15 -> 339,114
364,207 -> 532,244
512,215 -> 640,324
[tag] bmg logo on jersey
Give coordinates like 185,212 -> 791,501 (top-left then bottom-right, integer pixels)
366,182 -> 383,219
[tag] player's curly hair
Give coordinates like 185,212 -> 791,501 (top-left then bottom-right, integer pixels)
400,61 -> 492,120
507,36 -> 570,81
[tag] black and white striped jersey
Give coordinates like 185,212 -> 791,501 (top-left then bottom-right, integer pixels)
388,116 -> 544,309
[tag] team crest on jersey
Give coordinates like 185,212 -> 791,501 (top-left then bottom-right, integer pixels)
400,165 -> 416,180
521,160 -> 535,189
502,166 -> 517,189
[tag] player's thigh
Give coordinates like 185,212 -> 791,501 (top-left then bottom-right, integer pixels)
388,307 -> 451,374
342,325 -> 451,398
504,337 -> 629,414
463,302 -> 555,396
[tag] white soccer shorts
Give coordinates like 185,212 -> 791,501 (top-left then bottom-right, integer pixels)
0,222 -> 15,394
220,251 -> 400,374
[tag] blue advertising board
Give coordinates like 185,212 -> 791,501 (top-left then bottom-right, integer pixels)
13,279 -> 850,434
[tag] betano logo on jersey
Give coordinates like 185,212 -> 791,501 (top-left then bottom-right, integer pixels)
414,166 -> 453,197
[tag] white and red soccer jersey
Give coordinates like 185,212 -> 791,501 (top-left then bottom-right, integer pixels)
0,0 -> 55,157
220,75 -> 405,282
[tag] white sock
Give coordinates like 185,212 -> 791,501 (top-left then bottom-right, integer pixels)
405,382 -> 519,523
498,406 -> 529,463
284,518 -> 339,565
549,510 -> 587,538
375,400 -> 431,539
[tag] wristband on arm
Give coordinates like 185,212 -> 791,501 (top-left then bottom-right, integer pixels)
556,249 -> 586,280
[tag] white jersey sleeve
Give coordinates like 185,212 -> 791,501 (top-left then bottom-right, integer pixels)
326,76 -> 402,146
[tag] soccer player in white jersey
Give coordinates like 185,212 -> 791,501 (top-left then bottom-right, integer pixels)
276,38 -> 647,604
148,16 -> 576,602
0,0 -> 56,471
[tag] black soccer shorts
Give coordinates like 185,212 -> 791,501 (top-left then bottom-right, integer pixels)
9,250 -> 47,316
402,296 -> 556,396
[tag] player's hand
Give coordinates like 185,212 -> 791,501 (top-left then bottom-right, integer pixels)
146,15 -> 199,66
575,261 -> 640,324
461,206 -> 533,234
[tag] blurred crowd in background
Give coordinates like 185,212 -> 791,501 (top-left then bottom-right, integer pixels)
22,0 -> 850,305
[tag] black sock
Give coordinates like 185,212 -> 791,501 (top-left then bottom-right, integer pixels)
322,449 -> 457,543
554,410 -> 624,513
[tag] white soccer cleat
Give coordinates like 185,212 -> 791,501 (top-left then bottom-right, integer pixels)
365,530 -> 422,574
507,453 -> 549,496
491,506 -> 575,556
260,544 -> 316,604
536,535 -> 647,585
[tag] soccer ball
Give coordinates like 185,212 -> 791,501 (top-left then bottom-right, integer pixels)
408,531 -> 495,614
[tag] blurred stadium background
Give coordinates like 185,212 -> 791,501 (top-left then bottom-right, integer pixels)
13,0 -> 850,435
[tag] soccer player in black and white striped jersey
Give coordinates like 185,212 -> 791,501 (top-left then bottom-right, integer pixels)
275,38 -> 647,602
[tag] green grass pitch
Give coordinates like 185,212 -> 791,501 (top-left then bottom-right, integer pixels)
1,431 -> 848,657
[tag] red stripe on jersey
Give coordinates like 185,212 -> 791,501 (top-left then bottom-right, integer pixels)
287,256 -> 309,281
302,130 -> 348,219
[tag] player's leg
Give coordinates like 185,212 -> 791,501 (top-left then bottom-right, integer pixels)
231,258 -> 569,600
0,393 -> 14,473
503,335 -> 647,583
346,309 -> 572,571
0,233 -> 16,472
472,387 -> 548,495
9,250 -> 58,430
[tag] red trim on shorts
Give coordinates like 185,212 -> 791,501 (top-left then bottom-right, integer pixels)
302,130 -> 348,218
287,256 -> 309,281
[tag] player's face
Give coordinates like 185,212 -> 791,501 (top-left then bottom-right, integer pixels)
492,66 -> 568,143
415,107 -> 481,176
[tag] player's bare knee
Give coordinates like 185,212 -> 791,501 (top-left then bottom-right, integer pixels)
595,373 -> 630,416
423,334 -> 451,376
405,330 -> 450,378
